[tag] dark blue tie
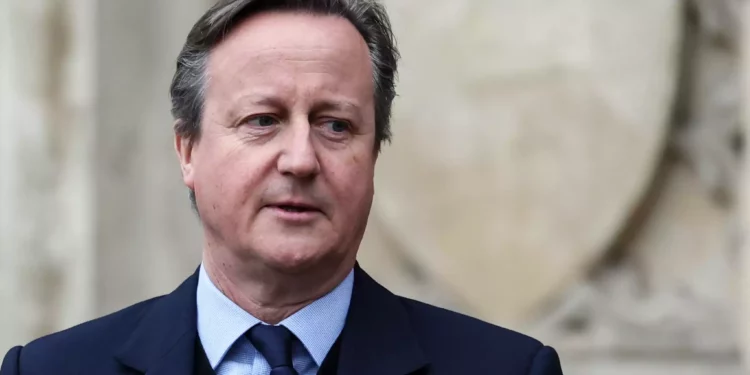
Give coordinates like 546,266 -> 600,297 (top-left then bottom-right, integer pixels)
246,324 -> 299,375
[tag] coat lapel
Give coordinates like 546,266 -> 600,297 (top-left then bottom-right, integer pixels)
112,265 -> 429,375
336,265 -> 429,375
115,269 -> 200,375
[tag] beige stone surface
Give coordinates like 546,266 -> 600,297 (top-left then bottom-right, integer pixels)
535,1 -> 744,369
0,0 -> 209,351
1,1 -> 743,374
94,0 -> 206,317
0,0 -> 96,353
535,165 -> 737,355
363,0 -> 682,324
740,0 -> 750,369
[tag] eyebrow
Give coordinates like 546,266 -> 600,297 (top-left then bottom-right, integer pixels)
310,99 -> 361,114
233,93 -> 358,108
225,94 -> 285,121
228,93 -> 365,124
239,94 -> 287,109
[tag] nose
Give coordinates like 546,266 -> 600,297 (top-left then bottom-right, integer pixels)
276,119 -> 320,178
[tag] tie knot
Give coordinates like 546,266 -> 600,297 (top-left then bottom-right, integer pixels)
246,324 -> 297,371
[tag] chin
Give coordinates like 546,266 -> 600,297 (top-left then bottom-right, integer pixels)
253,239 -> 334,273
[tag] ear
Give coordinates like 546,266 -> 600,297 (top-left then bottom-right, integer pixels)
174,121 -> 196,190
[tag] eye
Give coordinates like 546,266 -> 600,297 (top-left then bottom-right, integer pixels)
245,115 -> 279,127
322,119 -> 350,133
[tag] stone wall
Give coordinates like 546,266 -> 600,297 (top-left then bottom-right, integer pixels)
534,1 -> 744,372
0,0 -> 97,350
1,0 -> 746,373
0,0 -> 206,351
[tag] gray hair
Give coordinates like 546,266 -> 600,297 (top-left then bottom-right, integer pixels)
170,0 -> 399,148
170,0 -> 399,213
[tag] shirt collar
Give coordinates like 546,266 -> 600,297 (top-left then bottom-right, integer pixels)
196,263 -> 354,368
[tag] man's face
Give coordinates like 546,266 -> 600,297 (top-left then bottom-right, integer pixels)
176,11 -> 377,272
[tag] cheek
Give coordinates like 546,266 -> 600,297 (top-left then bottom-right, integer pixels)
194,140 -> 273,209
325,151 -> 376,214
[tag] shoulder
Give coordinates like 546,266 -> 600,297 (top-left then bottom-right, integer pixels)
6,296 -> 162,374
398,296 -> 542,349
398,297 -> 552,373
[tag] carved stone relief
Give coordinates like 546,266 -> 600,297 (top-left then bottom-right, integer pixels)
361,0 -> 682,326
0,1 -> 744,374
532,1 -> 744,373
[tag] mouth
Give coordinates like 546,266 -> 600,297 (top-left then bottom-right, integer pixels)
264,202 -> 324,218
272,204 -> 319,213
265,202 -> 323,225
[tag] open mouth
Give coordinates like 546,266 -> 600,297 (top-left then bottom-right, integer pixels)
267,203 -> 321,214
276,205 -> 315,213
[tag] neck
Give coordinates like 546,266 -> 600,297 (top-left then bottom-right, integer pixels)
202,248 -> 354,324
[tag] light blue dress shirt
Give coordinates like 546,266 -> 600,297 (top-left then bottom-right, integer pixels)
196,264 -> 354,375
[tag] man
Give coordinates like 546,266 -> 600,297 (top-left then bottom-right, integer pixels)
1,0 -> 563,374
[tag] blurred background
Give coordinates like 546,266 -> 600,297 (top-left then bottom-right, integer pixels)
0,0 -> 748,373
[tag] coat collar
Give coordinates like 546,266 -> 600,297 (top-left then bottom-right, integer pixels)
114,264 -> 428,375
115,268 -> 200,374
336,264 -> 428,375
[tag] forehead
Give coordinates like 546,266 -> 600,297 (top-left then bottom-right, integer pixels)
206,11 -> 373,99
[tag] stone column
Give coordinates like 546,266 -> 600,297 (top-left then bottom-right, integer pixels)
0,0 -> 209,352
0,0 -> 96,352
741,0 -> 750,369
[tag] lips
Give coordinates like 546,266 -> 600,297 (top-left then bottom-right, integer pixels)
276,205 -> 309,212
265,201 -> 323,214
273,204 -> 318,213
264,201 -> 324,222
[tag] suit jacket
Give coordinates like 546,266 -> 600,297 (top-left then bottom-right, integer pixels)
1,266 -> 563,375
